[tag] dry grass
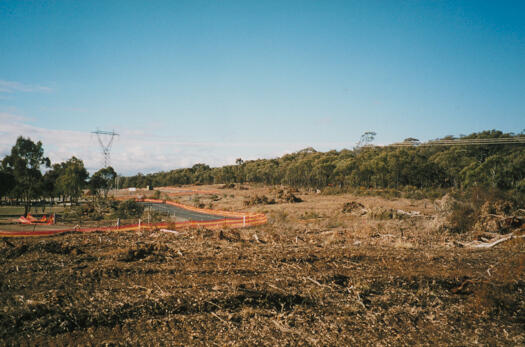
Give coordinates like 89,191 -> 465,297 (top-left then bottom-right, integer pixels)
0,184 -> 523,345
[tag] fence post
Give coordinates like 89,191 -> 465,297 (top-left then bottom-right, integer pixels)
243,215 -> 246,227
138,219 -> 141,232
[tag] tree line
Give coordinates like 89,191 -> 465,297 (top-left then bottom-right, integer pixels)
119,130 -> 525,195
1,130 -> 523,216
0,136 -> 116,215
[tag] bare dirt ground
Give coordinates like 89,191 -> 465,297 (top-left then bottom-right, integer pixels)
1,184 -> 523,345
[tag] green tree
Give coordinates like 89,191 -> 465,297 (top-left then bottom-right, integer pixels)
56,157 -> 89,203
41,163 -> 62,202
115,130 -> 524,196
0,170 -> 16,202
115,199 -> 144,219
89,166 -> 117,198
1,136 -> 50,216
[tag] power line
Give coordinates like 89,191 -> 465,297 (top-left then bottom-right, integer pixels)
385,137 -> 525,147
92,129 -> 119,167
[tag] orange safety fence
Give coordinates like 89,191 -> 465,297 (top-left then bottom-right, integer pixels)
18,213 -> 55,225
0,199 -> 266,238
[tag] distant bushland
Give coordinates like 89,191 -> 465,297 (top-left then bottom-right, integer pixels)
119,130 -> 524,200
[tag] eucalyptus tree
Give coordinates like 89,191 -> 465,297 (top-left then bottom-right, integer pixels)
1,136 -> 50,216
89,166 -> 117,198
56,157 -> 89,203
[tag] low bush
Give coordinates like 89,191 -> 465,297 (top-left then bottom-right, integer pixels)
369,207 -> 407,220
342,201 -> 365,213
447,201 -> 476,233
114,199 -> 144,219
299,211 -> 323,220
277,189 -> 302,203
441,187 -> 523,234
244,195 -> 276,206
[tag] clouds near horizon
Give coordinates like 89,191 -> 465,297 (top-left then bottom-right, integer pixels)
0,112 -> 308,175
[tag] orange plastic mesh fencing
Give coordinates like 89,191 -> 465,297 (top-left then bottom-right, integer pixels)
0,199 -> 266,237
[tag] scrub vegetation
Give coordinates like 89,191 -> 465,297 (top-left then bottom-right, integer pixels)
120,130 -> 525,199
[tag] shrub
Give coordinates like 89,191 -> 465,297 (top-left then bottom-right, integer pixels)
244,195 -> 276,206
300,211 -> 323,220
437,187 -> 522,234
448,201 -> 476,233
277,189 -> 302,203
369,207 -> 407,220
342,201 -> 365,213
114,199 -> 144,219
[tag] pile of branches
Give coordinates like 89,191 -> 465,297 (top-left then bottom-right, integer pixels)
277,189 -> 302,203
244,195 -> 276,206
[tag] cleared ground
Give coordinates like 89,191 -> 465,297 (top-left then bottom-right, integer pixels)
0,184 -> 523,345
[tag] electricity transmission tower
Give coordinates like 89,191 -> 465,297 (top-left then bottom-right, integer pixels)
92,129 -> 119,167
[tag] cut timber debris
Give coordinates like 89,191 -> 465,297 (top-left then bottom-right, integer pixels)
458,233 -> 525,249
243,195 -> 276,206
342,201 -> 365,214
277,189 -> 303,203
369,207 -> 410,220
160,229 -> 180,235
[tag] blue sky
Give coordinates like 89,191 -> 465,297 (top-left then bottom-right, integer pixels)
1,0 -> 524,174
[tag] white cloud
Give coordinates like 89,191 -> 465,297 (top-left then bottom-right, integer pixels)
1,112 -> 362,176
0,80 -> 52,93
0,113 -> 301,175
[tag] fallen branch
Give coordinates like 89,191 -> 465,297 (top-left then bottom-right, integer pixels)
272,319 -> 295,334
160,229 -> 180,235
461,234 -> 525,249
485,213 -> 506,218
304,276 -> 333,290
305,276 -> 323,287
267,283 -> 286,293
211,312 -> 228,324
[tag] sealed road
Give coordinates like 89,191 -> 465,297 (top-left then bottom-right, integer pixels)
139,202 -> 234,221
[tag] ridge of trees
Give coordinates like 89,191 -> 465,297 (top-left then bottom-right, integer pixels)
1,130 -> 523,216
119,130 -> 525,195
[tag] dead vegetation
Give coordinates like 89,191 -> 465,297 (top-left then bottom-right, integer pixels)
341,201 -> 365,214
276,188 -> 303,203
1,184 -> 524,345
243,188 -> 302,206
433,192 -> 524,235
243,195 -> 276,206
